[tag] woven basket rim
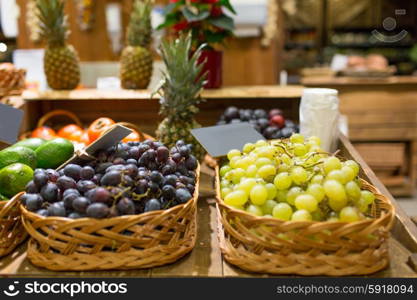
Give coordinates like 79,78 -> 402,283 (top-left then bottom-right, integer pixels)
214,164 -> 395,226
20,163 -> 200,224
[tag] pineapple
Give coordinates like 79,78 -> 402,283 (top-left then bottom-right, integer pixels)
155,34 -> 207,160
37,0 -> 80,90
120,0 -> 153,89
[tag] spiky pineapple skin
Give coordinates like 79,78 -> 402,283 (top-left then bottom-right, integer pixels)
120,46 -> 153,89
44,45 -> 80,90
157,118 -> 206,161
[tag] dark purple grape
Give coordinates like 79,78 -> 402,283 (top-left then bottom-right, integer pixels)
179,146 -> 190,157
162,185 -> 176,200
177,162 -> 188,175
63,188 -> 80,198
63,164 -> 82,181
125,164 -> 138,178
56,176 -> 77,191
47,202 -> 66,217
95,162 -> 113,174
153,141 -> 164,149
170,147 -> 179,154
186,144 -> 194,152
34,168 -> 44,175
164,174 -> 177,186
109,206 -> 119,217
156,146 -> 169,162
76,180 -> 97,194
36,209 -> 49,217
126,159 -> 137,165
106,165 -> 126,173
185,156 -> 198,170
97,151 -> 108,162
46,169 -> 60,182
33,171 -> 48,187
144,199 -> 161,212
122,175 -> 134,187
179,175 -> 194,185
188,171 -> 196,179
186,184 -> 195,194
128,147 -> 140,160
26,180 -> 39,193
134,179 -> 148,194
138,144 -> 150,155
23,194 -> 43,211
68,212 -> 84,219
100,171 -> 122,186
87,187 -> 111,204
146,149 -> 156,160
58,169 -> 65,176
63,192 -> 79,209
148,182 -> 160,194
113,158 -> 126,165
176,182 -> 186,189
86,203 -> 109,219
172,153 -> 182,163
72,197 -> 90,213
150,171 -> 163,184
176,140 -> 185,147
147,161 -> 158,170
92,174 -> 102,184
40,183 -> 59,203
176,188 -> 192,204
80,166 -> 95,180
137,170 -> 149,180
161,164 -> 175,175
116,198 -> 135,215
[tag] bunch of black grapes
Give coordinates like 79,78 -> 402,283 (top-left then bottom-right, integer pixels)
217,106 -> 299,139
22,140 -> 198,219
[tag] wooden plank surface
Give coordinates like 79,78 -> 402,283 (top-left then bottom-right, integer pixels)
302,76 -> 417,86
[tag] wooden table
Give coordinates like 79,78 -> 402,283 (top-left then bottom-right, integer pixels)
1,136 -> 416,277
302,76 -> 417,197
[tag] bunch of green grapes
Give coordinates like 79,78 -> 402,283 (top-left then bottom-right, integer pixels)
219,133 -> 376,222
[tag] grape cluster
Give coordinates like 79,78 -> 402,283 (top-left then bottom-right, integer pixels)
217,106 -> 299,139
220,134 -> 376,222
22,140 -> 198,219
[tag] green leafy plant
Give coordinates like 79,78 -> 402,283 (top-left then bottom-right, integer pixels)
157,0 -> 236,49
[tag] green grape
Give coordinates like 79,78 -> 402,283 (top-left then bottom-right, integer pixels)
232,168 -> 246,184
344,160 -> 360,177
290,133 -> 304,144
326,170 -> 346,183
229,156 -> 240,168
249,184 -> 268,205
356,198 -> 370,213
245,165 -> 258,177
339,206 -> 360,222
272,203 -> 293,220
341,166 -> 355,182
262,199 -> 278,215
243,143 -> 255,154
265,183 -> 277,200
276,189 -> 288,202
287,186 -> 303,205
255,140 -> 268,147
311,209 -> 324,221
224,171 -> 234,181
224,190 -> 248,206
227,149 -> 241,161
246,204 -> 263,216
280,154 -> 292,165
308,136 -> 321,146
264,214 -> 273,218
323,156 -> 342,174
273,172 -> 292,190
324,180 -> 347,211
221,187 -> 232,198
278,163 -> 290,173
236,156 -> 254,170
294,194 -> 318,212
220,165 -> 231,177
257,146 -> 276,159
257,165 -> 277,181
237,178 -> 257,194
291,209 -> 312,221
220,179 -> 230,188
360,190 -> 375,205
327,216 -> 339,222
306,183 -> 325,202
291,166 -> 308,185
311,174 -> 324,184
255,157 -> 273,168
345,181 -> 361,201
293,143 -> 307,157
229,204 -> 244,210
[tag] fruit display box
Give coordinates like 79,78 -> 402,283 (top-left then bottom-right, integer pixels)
0,135 -> 416,277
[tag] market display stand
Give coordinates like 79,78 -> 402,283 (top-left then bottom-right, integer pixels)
1,85 -> 416,277
302,76 -> 417,197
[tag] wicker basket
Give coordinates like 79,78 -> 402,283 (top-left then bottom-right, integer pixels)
0,67 -> 26,99
215,166 -> 395,276
0,193 -> 28,257
20,165 -> 200,271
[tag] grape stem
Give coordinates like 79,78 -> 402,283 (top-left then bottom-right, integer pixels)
271,142 -> 293,158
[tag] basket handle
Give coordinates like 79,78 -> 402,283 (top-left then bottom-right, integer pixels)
116,122 -> 154,141
37,110 -> 83,128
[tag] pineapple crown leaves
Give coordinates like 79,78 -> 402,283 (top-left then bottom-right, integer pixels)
36,0 -> 69,47
153,33 -> 208,120
127,0 -> 153,47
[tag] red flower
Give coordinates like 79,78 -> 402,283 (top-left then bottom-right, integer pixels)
173,20 -> 189,31
210,6 -> 222,17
